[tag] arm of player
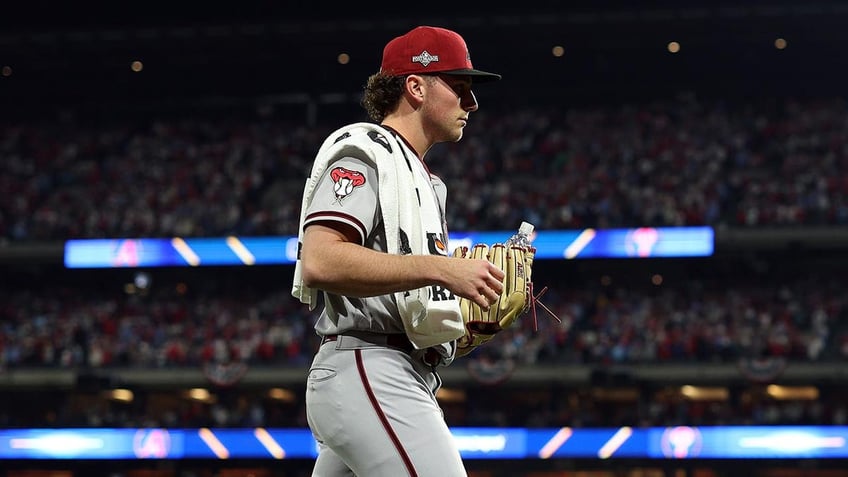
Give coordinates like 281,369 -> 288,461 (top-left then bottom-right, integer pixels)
300,224 -> 503,308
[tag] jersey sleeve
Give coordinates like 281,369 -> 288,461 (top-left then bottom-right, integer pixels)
303,156 -> 380,245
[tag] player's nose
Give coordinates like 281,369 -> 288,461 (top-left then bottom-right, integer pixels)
462,90 -> 478,112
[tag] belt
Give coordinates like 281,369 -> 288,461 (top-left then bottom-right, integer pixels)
321,332 -> 441,366
321,332 -> 415,353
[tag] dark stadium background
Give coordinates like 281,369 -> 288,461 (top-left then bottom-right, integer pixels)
2,1 -> 848,476
5,0 -> 848,113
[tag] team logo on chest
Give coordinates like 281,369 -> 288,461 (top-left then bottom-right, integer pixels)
330,167 -> 366,202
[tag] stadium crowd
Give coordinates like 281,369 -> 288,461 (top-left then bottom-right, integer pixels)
2,94 -> 848,242
2,267 -> 847,430
1,268 -> 845,370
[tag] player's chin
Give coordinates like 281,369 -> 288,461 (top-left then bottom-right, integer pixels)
439,122 -> 465,142
449,127 -> 465,142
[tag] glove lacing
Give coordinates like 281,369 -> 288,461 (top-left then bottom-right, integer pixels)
527,283 -> 561,331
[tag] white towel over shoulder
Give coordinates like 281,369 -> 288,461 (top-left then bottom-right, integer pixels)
291,122 -> 464,349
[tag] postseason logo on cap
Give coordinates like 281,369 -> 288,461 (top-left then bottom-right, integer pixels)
412,51 -> 439,68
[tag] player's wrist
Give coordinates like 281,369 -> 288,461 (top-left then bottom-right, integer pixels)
409,253 -> 452,288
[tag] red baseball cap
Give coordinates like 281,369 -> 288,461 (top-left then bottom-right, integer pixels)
380,26 -> 501,83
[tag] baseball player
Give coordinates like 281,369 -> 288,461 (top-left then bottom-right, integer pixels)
293,26 -> 504,476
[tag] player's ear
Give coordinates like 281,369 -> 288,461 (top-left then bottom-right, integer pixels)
404,74 -> 427,104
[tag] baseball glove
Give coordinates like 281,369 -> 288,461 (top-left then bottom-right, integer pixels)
453,243 -> 535,357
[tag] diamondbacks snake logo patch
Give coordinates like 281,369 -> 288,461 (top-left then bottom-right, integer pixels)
330,167 -> 366,201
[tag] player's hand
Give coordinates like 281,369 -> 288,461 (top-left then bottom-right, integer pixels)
440,248 -> 505,310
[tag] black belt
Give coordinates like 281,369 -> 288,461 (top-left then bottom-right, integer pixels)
321,333 -> 415,353
321,332 -> 441,366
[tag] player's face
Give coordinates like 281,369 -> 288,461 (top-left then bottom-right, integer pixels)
423,74 -> 478,143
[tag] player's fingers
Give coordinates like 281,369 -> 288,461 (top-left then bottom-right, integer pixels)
489,272 -> 504,295
485,286 -> 500,304
472,262 -> 503,297
488,262 -> 505,281
470,291 -> 490,311
476,284 -> 499,308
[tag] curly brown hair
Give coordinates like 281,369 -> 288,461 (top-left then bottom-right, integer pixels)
360,72 -> 407,122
